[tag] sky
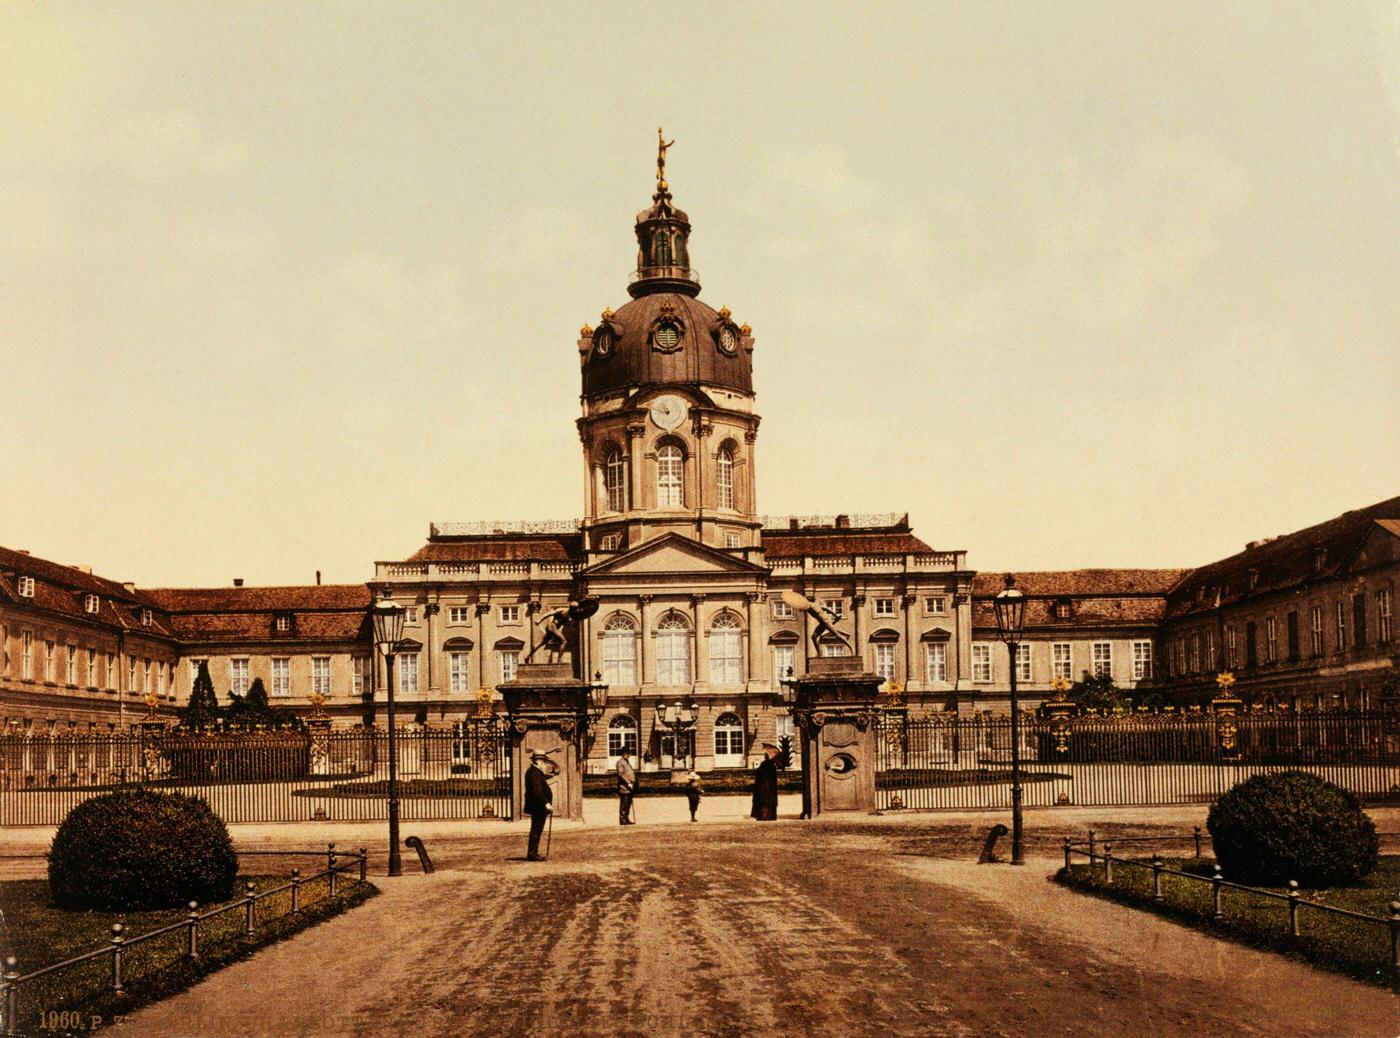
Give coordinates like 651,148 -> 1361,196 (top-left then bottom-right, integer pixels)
2,1 -> 1397,588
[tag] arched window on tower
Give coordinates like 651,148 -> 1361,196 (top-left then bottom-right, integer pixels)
602,614 -> 637,685
709,613 -> 743,686
655,613 -> 692,685
657,444 -> 684,508
653,232 -> 672,267
716,446 -> 734,510
605,447 -> 628,512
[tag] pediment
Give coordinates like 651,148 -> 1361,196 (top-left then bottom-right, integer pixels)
582,533 -> 768,578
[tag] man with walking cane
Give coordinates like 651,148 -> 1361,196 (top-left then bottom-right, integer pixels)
617,749 -> 636,825
524,753 -> 554,861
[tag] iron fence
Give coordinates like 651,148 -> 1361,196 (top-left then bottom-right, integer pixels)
875,709 -> 1400,811
0,721 -> 512,827
0,845 -> 367,1035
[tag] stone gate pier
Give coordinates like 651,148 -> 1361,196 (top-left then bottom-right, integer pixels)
500,663 -> 595,822
785,657 -> 884,817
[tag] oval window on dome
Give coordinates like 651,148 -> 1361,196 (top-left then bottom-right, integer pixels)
653,321 -> 681,352
717,325 -> 738,355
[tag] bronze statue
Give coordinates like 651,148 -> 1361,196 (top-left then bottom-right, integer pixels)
525,596 -> 601,664
656,127 -> 675,188
780,590 -> 854,656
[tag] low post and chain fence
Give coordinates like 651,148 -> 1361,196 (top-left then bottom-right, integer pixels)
0,845 -> 368,1036
1061,831 -> 1400,993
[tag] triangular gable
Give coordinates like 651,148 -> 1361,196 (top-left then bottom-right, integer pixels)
1345,519 -> 1400,573
581,533 -> 769,578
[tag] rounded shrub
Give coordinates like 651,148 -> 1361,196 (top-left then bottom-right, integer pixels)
1207,771 -> 1378,887
49,789 -> 237,910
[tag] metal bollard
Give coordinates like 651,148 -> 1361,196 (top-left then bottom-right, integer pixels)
1151,856 -> 1164,901
1212,864 -> 1224,921
110,923 -> 125,996
244,881 -> 256,936
328,848 -> 338,896
1287,880 -> 1300,937
1193,826 -> 1202,858
187,902 -> 200,960
290,868 -> 301,912
326,842 -> 336,882
1062,836 -> 1072,871
1087,829 -> 1096,865
359,847 -> 368,884
1103,844 -> 1113,885
1389,902 -> 1400,995
3,954 -> 19,1037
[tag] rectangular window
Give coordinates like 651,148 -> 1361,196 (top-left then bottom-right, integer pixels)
230,658 -> 249,696
925,642 -> 947,682
449,652 -> 471,693
972,643 -> 992,683
1132,641 -> 1153,680
1265,617 -> 1277,663
1335,601 -> 1346,652
157,663 -> 166,696
1226,627 -> 1238,668
1187,635 -> 1199,674
403,607 -> 419,625
1245,621 -> 1257,668
498,650 -> 518,684
1052,642 -> 1072,680
448,607 -> 471,624
45,641 -> 55,682
771,597 -> 794,619
107,652 -> 116,690
65,645 -> 77,685
142,659 -> 152,694
599,533 -> 622,551
1014,643 -> 1031,683
84,593 -> 99,614
724,531 -> 741,548
271,658 -> 291,698
819,641 -> 844,658
86,648 -> 97,687
22,632 -> 32,679
773,645 -> 795,682
499,605 -> 520,624
353,657 -> 369,696
1205,629 -> 1216,669
312,656 -> 331,695
873,597 -> 895,617
874,643 -> 896,682
924,595 -> 947,614
398,652 -> 420,693
1352,593 -> 1367,648
1378,587 -> 1393,643
17,575 -> 35,598
823,599 -> 843,619
189,659 -> 207,688
275,615 -> 291,633
776,714 -> 796,747
1286,611 -> 1300,661
140,609 -> 152,627
1310,606 -> 1323,655
1092,642 -> 1112,678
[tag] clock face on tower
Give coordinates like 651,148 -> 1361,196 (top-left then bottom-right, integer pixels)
649,395 -> 688,431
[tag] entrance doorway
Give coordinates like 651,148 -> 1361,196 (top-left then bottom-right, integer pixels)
658,731 -> 694,770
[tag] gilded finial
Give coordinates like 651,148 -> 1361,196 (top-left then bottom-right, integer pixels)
580,324 -> 593,338
656,127 -> 675,191
718,306 -> 731,319
739,323 -> 751,336
601,307 -> 613,320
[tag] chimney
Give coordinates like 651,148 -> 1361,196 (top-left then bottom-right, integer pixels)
835,514 -> 850,529
122,582 -> 136,594
316,570 -> 322,586
233,578 -> 244,587
789,518 -> 799,530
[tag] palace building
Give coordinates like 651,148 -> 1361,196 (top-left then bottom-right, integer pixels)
1,143 -> 1394,767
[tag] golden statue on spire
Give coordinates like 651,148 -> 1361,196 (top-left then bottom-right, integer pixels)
656,127 -> 675,190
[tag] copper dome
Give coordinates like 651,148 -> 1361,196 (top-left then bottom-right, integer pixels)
582,292 -> 753,399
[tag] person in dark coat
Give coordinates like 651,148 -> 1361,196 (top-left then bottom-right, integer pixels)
685,771 -> 703,822
524,754 -> 554,860
750,742 -> 780,821
616,750 -> 636,825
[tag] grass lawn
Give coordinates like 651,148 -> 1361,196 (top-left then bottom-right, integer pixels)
1,870 -> 376,1034
1058,854 -> 1400,988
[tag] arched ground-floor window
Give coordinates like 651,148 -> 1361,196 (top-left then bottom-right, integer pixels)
713,711 -> 745,768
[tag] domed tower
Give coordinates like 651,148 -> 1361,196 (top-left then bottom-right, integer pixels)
576,132 -> 760,556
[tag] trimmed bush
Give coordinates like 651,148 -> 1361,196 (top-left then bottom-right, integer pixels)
1207,771 -> 1378,887
49,790 -> 237,910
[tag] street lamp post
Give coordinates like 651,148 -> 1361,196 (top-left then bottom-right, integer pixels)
993,574 -> 1028,866
371,600 -> 406,878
